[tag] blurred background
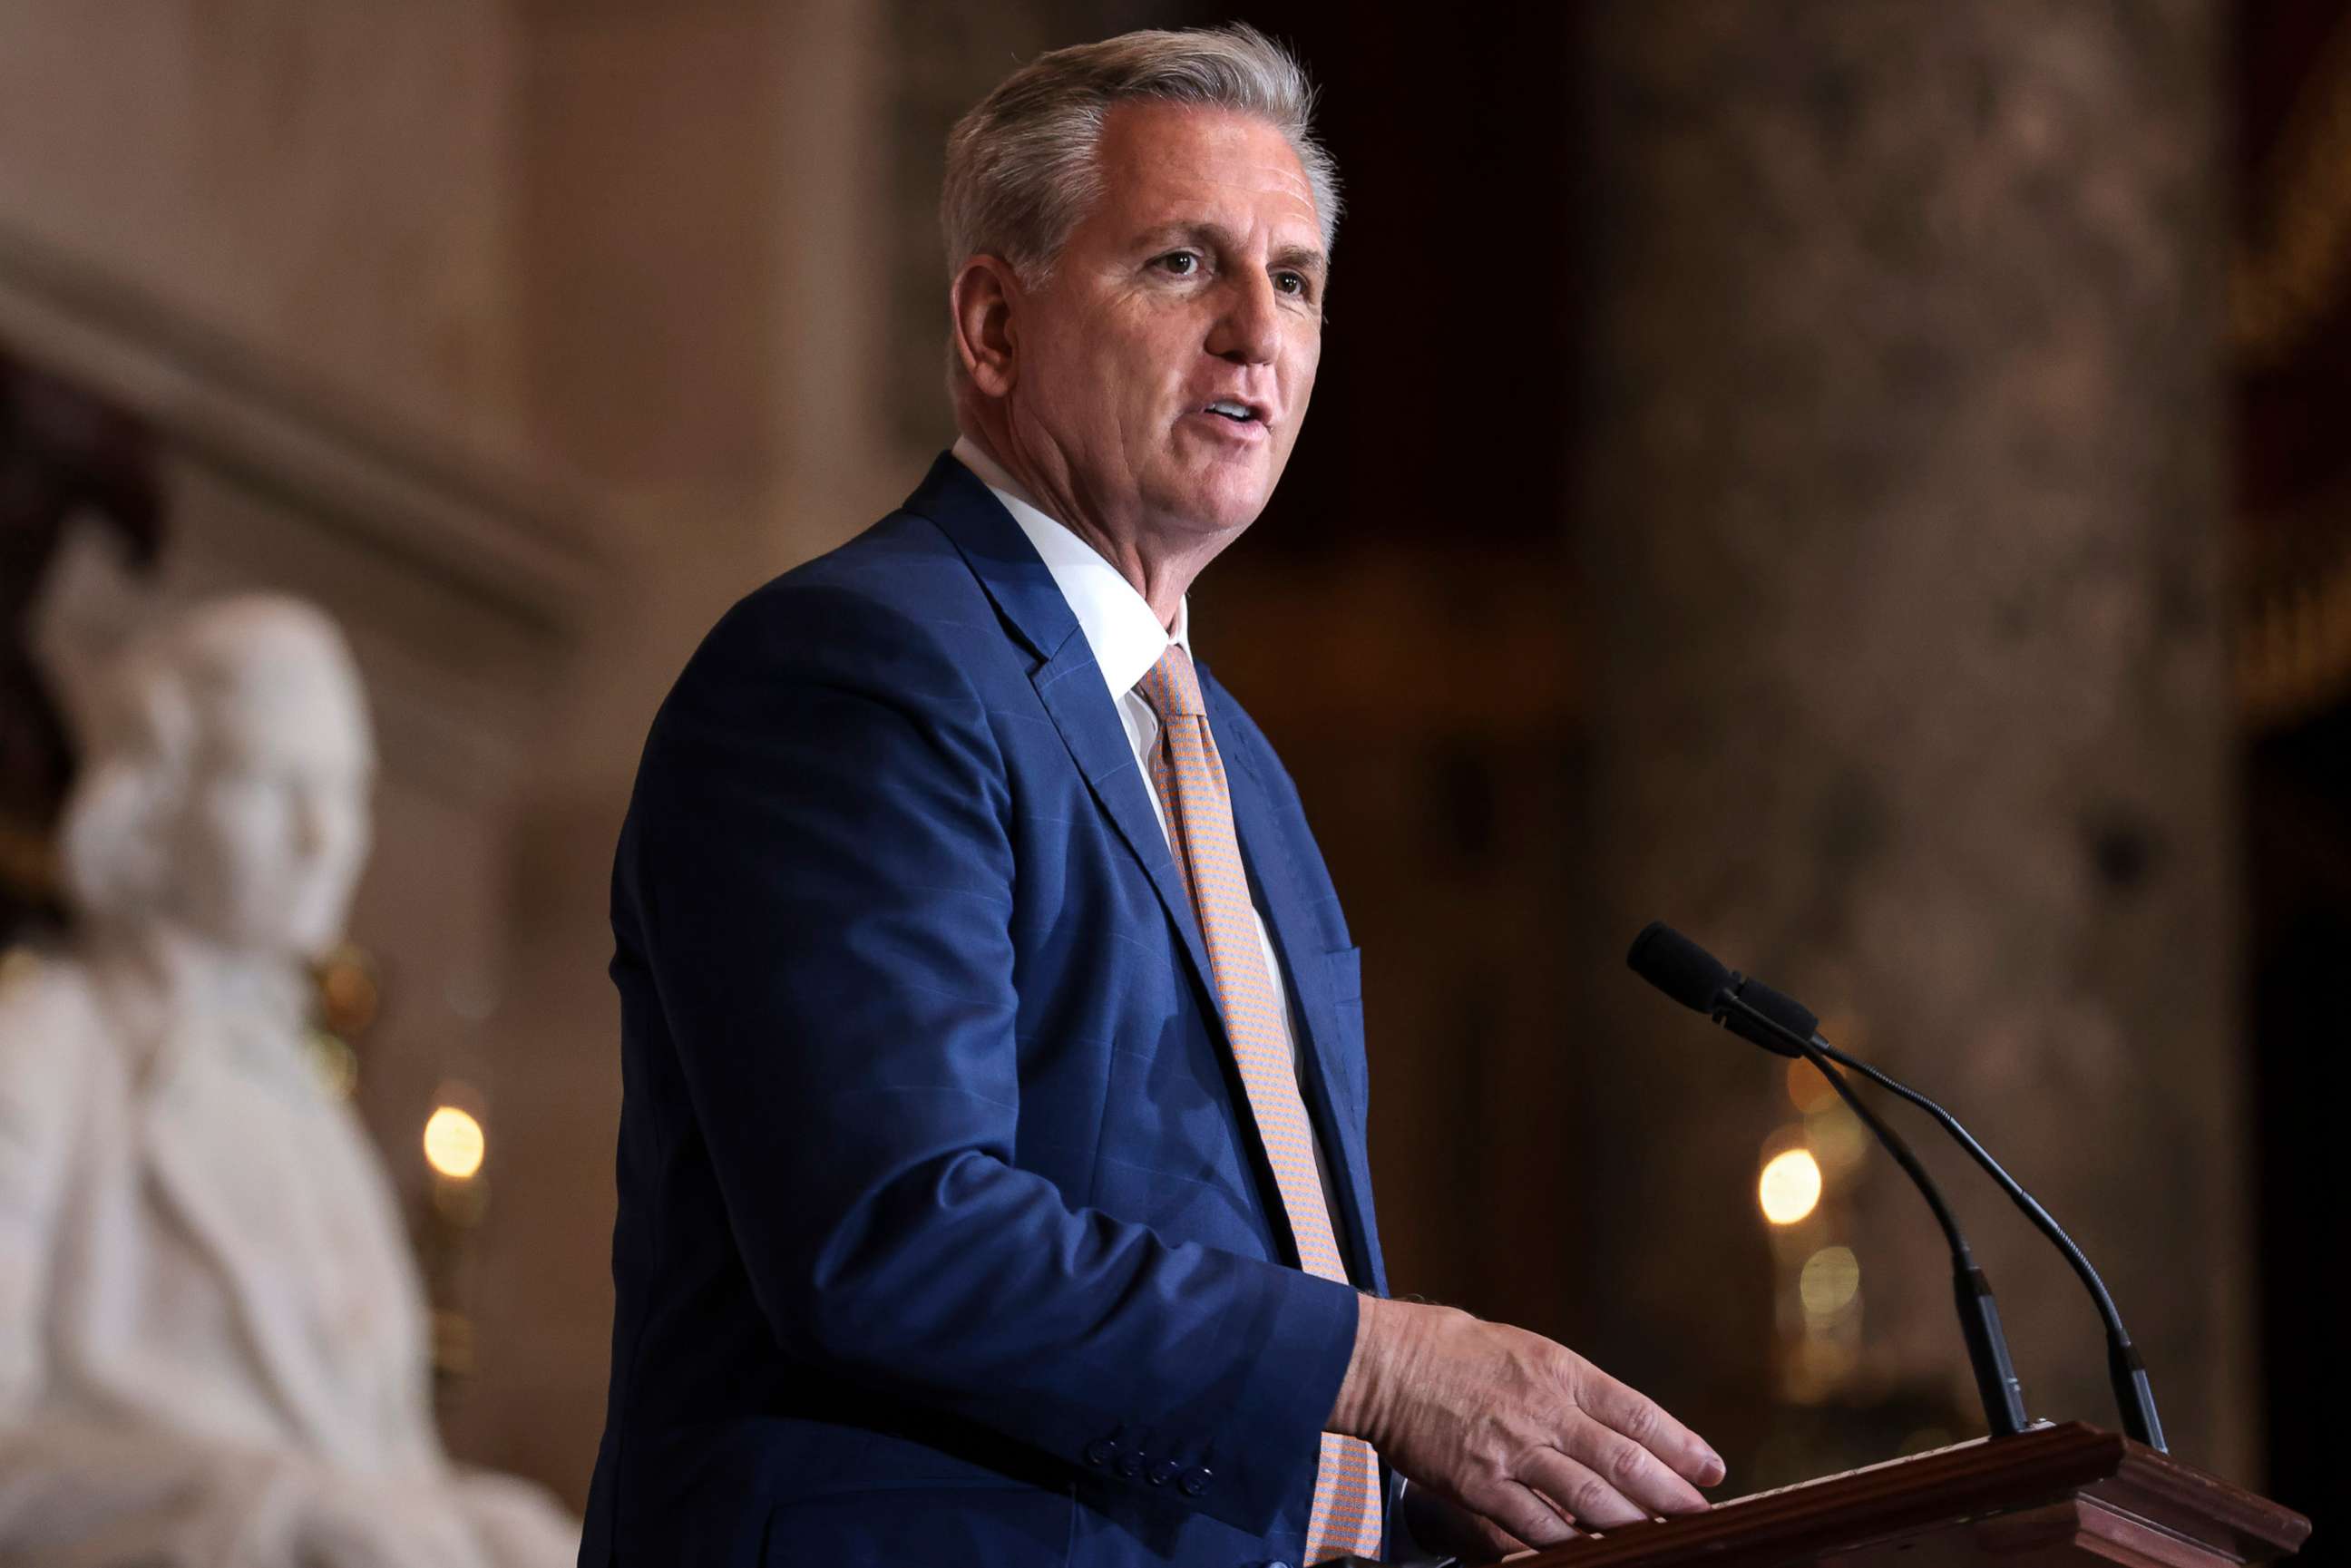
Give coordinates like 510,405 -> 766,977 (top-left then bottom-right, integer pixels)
0,0 -> 2339,1553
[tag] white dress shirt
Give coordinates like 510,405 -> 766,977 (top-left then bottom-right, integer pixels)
951,436 -> 1342,1217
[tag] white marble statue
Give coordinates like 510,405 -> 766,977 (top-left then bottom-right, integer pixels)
0,595 -> 577,1567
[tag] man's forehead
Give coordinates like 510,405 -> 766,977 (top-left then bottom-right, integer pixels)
1095,102 -> 1322,236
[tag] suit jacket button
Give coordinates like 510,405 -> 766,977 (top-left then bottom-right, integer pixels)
1146,1458 -> 1180,1486
1083,1437 -> 1118,1467
1117,1448 -> 1146,1479
1178,1466 -> 1212,1496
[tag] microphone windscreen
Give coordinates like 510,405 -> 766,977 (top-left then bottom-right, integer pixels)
1626,921 -> 1733,1014
1736,977 -> 1819,1043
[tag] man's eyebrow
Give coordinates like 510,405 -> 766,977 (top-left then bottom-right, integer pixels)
1134,220 -> 1226,252
1269,243 -> 1328,279
1134,222 -> 1328,278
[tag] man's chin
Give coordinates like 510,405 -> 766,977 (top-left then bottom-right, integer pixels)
1153,460 -> 1277,537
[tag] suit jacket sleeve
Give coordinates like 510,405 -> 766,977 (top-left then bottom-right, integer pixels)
618,580 -> 1360,1535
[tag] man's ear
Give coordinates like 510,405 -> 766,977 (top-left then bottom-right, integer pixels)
951,256 -> 1023,398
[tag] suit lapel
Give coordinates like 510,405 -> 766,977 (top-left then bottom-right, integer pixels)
909,455 -> 1220,1017
1205,673 -> 1383,1290
1028,643 -> 1219,998
911,453 -> 1380,1282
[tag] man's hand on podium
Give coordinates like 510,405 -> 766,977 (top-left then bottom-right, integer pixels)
1330,1297 -> 1726,1558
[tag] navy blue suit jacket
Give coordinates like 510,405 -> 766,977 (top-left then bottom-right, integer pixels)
580,455 -> 1390,1567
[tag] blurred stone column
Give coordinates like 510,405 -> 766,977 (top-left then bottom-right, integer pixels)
1568,0 -> 2253,1479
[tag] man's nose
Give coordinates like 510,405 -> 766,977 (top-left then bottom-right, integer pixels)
1206,272 -> 1280,365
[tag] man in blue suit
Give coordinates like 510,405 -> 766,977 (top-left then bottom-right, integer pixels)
581,25 -> 1724,1568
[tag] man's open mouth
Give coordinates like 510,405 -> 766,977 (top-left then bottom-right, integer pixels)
1202,399 -> 1264,425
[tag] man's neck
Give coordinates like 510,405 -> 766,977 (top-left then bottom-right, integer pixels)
951,423 -> 1208,632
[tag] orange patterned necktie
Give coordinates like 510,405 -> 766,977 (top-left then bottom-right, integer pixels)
1135,645 -> 1383,1564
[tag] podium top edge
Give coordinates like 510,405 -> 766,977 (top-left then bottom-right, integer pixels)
1513,1422 -> 2309,1567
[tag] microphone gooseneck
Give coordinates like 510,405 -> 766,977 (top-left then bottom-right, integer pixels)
1627,920 -> 2166,1452
1718,992 -> 2030,1439
1805,1037 -> 2165,1452
1629,921 -> 2029,1439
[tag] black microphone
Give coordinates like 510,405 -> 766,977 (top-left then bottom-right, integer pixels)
1626,921 -> 1816,1058
1626,921 -> 2031,1441
1800,1035 -> 2165,1452
1628,921 -> 2167,1452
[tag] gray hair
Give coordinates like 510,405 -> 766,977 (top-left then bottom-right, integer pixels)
941,24 -> 1341,284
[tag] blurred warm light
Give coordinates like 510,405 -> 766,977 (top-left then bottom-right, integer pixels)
1758,1148 -> 1822,1224
1804,1102 -> 1869,1175
423,1105 -> 486,1181
1784,1057 -> 1838,1114
432,1307 -> 476,1378
430,1166 -> 491,1227
1788,1330 -> 1858,1400
305,1027 -> 359,1101
316,942 -> 380,1035
1817,1008 -> 1864,1051
1799,1244 -> 1861,1320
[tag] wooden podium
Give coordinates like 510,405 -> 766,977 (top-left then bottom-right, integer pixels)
1510,1422 -> 2309,1567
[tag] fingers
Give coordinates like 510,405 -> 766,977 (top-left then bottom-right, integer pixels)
1556,1423 -> 1710,1518
1473,1479 -> 1582,1553
1575,1364 -> 1726,1490
1367,1308 -> 1722,1555
1516,1446 -> 1651,1531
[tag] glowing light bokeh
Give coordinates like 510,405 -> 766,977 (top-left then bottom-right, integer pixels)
423,1105 -> 486,1181
1805,1103 -> 1869,1174
1758,1148 -> 1823,1224
1799,1244 -> 1861,1319
1784,1057 -> 1838,1114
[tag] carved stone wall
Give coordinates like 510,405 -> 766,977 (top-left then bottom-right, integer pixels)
876,0 -> 1170,453
0,0 -> 928,1509
0,3 -> 527,461
1571,0 -> 2253,1485
477,0 -> 912,1495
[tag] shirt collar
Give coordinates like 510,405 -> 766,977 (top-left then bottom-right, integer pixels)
951,435 -> 1190,698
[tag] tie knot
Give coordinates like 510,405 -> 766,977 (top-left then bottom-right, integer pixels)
1136,644 -> 1205,720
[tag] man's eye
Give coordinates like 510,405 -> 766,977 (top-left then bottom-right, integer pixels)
1156,252 -> 1199,277
1274,271 -> 1308,297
